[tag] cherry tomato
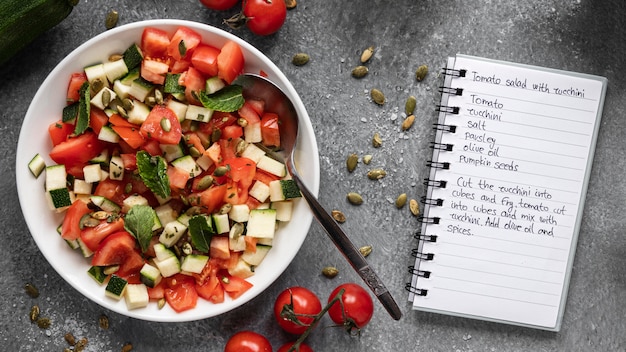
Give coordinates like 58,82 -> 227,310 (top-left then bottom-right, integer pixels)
224,331 -> 272,352
327,283 -> 374,330
243,0 -> 287,36
273,287 -> 322,335
200,0 -> 239,11
277,342 -> 314,352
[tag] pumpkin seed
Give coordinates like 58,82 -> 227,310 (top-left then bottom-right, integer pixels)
64,332 -> 76,346
402,114 -> 415,131
108,53 -> 123,62
160,117 -> 172,132
370,88 -> 385,105
182,242 -> 193,255
415,64 -> 428,81
155,89 -> 164,105
101,89 -> 112,107
105,10 -> 119,30
395,193 -> 407,208
218,203 -> 233,215
362,155 -> 372,165
405,95 -> 417,116
347,192 -> 363,205
157,298 -> 166,309
36,317 -> 51,329
285,0 -> 297,8
80,215 -> 100,228
372,132 -> 382,148
351,65 -> 368,78
29,305 -> 40,322
122,98 -> 134,111
360,46 -> 374,63
213,165 -> 230,177
122,343 -> 134,352
409,199 -> 420,216
195,175 -> 214,191
99,314 -> 109,329
322,266 -> 339,278
103,265 -> 120,275
230,222 -> 244,238
367,168 -> 387,180
292,53 -> 310,66
359,245 -> 373,257
24,283 -> 40,298
346,153 -> 358,172
211,128 -> 222,143
331,210 -> 346,223
91,211 -> 110,220
92,78 -> 104,93
188,146 -> 202,158
237,117 -> 248,127
117,105 -> 128,118
74,337 -> 88,352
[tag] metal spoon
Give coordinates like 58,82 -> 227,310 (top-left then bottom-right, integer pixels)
233,74 -> 402,321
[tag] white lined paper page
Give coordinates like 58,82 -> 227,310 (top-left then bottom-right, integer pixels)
410,55 -> 607,330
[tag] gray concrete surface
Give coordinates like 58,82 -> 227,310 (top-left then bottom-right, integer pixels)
1,0 -> 624,351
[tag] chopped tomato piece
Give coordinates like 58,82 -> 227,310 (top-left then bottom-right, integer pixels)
67,72 -> 87,103
141,139 -> 162,156
238,101 -> 261,125
191,44 -> 220,76
224,179 -> 249,205
199,184 -> 228,213
81,217 -> 126,251
48,120 -> 74,146
217,40 -> 244,84
141,27 -> 170,58
89,108 -> 109,135
195,274 -> 221,301
182,66 -> 205,105
167,165 -> 190,190
204,142 -> 222,164
140,105 -> 182,145
167,27 -> 202,61
60,200 -> 91,240
219,138 -> 238,161
244,236 -> 257,253
225,157 -> 256,190
111,125 -> 144,149
141,59 -> 169,85
164,274 -> 198,312
49,132 -> 105,175
116,249 -> 146,277
109,114 -> 138,128
91,231 -> 136,266
219,272 -> 253,299
148,280 -> 166,300
93,179 -> 127,206
246,98 -> 265,116
260,112 -> 280,147
222,125 -> 243,140
253,169 -> 281,185
210,236 -> 231,260
185,132 -> 206,154
120,153 -> 137,170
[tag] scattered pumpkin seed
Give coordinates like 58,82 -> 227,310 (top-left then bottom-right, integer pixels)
101,89 -> 112,107
237,117 -> 248,127
103,265 -> 120,275
214,165 -> 230,177
188,146 -> 202,158
65,332 -> 76,346
396,193 -> 407,208
402,114 -> 416,131
105,10 -> 119,30
360,46 -> 374,63
409,199 -> 420,216
235,139 -> 247,156
160,117 -> 172,132
292,53 -> 310,66
99,314 -> 109,329
157,298 -> 166,309
109,53 -> 123,62
347,192 -> 364,205
405,95 -> 417,116
331,210 -> 346,223
370,88 -> 385,105
29,305 -> 40,322
196,175 -> 214,191
359,245 -> 373,257
122,98 -> 134,111
284,0 -> 297,8
415,64 -> 428,81
121,343 -> 134,352
230,222 -> 245,238
346,153 -> 358,172
322,266 -> 339,278
367,168 -> 387,180
117,105 -> 128,118
64,348 -> 72,352
74,337 -> 88,352
92,78 -> 104,93
362,155 -> 372,165
211,128 -> 222,143
351,65 -> 368,78
80,215 -> 100,228
372,132 -> 382,148
91,211 -> 110,220
36,317 -> 51,329
218,203 -> 233,215
182,242 -> 193,255
24,283 -> 39,298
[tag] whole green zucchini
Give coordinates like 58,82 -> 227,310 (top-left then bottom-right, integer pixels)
0,0 -> 79,65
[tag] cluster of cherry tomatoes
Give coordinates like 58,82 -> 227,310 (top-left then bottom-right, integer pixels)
199,0 -> 288,36
224,283 -> 375,351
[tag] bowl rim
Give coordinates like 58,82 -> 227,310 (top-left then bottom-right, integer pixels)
15,19 -> 320,322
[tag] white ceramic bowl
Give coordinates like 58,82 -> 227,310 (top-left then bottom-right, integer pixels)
15,19 -> 319,322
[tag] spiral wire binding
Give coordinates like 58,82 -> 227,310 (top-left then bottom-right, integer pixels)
438,86 -> 464,96
411,248 -> 435,261
441,67 -> 467,77
408,265 -> 432,278
417,216 -> 440,224
430,142 -> 454,151
433,123 -> 457,133
426,161 -> 450,170
413,231 -> 438,242
421,196 -> 444,206
436,105 -> 460,114
423,178 -> 447,188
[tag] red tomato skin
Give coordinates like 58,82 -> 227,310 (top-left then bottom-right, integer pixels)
191,44 -> 221,76
91,231 -> 136,266
183,66 -> 206,105
89,108 -> 109,135
60,200 -> 92,240
327,283 -> 374,329
224,331 -> 272,352
140,105 -> 182,145
217,41 -> 244,84
273,287 -> 322,335
164,274 -> 199,312
199,0 -> 239,11
141,28 -> 170,58
260,112 -> 280,147
80,217 -> 126,251
277,342 -> 314,352
243,0 -> 287,36
67,72 -> 88,103
49,132 -> 105,174
48,120 -> 74,146
167,27 -> 203,61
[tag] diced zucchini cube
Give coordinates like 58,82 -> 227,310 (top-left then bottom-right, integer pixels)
195,154 -> 213,171
140,263 -> 162,288
123,43 -> 144,70
83,164 -> 102,183
153,243 -> 176,261
90,87 -> 117,110
45,164 -> 67,190
128,78 -> 154,102
77,237 -> 94,257
257,156 -> 286,177
154,256 -> 181,278
246,209 -> 277,239
181,254 -> 209,274
205,76 -> 225,94
47,188 -> 73,210
87,266 -> 107,285
240,143 -> 266,164
105,275 -> 128,300
155,203 -> 178,228
90,195 -> 121,213
271,201 -> 294,222
166,99 -> 188,122
160,143 -> 185,162
99,125 -> 120,144
171,155 -> 201,178
109,155 -> 124,181
243,122 -> 262,143
158,220 -> 188,247
122,194 -> 149,213
126,100 -> 150,124
185,105 -> 213,122
228,258 -> 255,279
249,181 -> 271,203
228,204 -> 250,223
269,179 -> 301,202
113,79 -> 133,100
103,58 -> 129,83
241,244 -> 272,266
84,63 -> 109,87
28,153 -> 46,178
124,284 -> 149,310
73,179 -> 92,195
212,213 -> 230,234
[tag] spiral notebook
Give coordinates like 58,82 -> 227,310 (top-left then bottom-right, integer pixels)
407,54 -> 607,331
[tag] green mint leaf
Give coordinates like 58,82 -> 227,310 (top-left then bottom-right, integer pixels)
187,215 -> 215,253
198,84 -> 245,112
136,151 -> 171,199
124,205 -> 155,253
74,81 -> 91,135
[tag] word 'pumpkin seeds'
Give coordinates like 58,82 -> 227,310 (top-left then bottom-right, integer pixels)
370,88 -> 385,105
360,46 -> 374,63
372,132 -> 382,148
415,64 -> 428,81
292,53 -> 310,66
322,266 -> 339,278
402,114 -> 415,131
396,193 -> 407,208
405,95 -> 417,116
346,153 -> 358,172
359,245 -> 372,257
367,168 -> 387,180
409,199 -> 420,216
331,209 -> 346,223
347,192 -> 363,205
105,10 -> 119,30
352,65 -> 368,78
